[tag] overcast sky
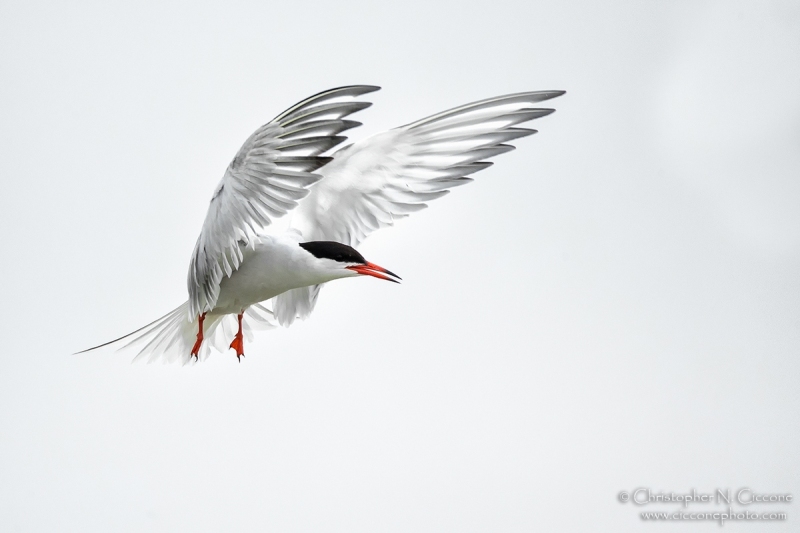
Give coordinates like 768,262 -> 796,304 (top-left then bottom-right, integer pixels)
1,1 -> 798,531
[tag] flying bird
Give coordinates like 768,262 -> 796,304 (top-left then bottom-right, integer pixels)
78,85 -> 564,364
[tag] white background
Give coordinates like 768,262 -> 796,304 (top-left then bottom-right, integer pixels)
1,1 -> 798,531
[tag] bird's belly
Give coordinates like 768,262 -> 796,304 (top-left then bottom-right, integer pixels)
212,279 -> 282,315
210,243 -> 314,315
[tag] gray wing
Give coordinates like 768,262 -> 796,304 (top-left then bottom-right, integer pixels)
277,90 -> 564,325
290,90 -> 565,247
188,85 -> 380,317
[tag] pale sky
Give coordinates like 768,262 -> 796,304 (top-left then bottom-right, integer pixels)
1,1 -> 798,531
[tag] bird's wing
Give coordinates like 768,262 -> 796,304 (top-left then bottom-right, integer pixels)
289,90 -> 564,247
276,90 -> 564,325
272,285 -> 322,327
187,85 -> 380,317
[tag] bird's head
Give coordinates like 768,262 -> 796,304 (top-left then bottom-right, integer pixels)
299,241 -> 401,283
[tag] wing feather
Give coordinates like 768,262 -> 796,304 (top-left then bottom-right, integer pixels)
187,85 -> 380,316
278,119 -> 362,140
290,90 -> 564,248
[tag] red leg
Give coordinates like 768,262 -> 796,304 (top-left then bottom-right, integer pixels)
190,313 -> 206,360
229,312 -> 245,361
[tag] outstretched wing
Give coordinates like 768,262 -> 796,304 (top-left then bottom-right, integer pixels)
276,90 -> 564,325
188,85 -> 380,317
289,90 -> 564,247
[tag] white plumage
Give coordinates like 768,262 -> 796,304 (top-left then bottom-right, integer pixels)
79,85 -> 564,364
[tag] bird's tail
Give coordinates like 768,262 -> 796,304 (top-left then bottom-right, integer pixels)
75,302 -> 278,364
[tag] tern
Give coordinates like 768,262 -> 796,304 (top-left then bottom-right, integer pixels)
78,85 -> 564,364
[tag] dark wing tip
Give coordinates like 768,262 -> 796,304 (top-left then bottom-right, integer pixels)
325,85 -> 381,97
521,108 -> 556,118
532,90 -> 566,102
273,85 -> 381,123
353,84 -> 381,94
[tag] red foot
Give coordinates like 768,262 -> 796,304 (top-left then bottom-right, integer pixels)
229,312 -> 245,362
190,313 -> 206,360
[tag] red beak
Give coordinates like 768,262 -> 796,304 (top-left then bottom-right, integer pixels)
346,262 -> 401,283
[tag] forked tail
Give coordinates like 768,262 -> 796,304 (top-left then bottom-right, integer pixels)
75,302 -> 277,364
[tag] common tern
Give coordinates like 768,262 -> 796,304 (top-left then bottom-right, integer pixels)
78,85 -> 564,364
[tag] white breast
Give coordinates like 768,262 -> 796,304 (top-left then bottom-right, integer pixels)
211,235 -> 330,315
